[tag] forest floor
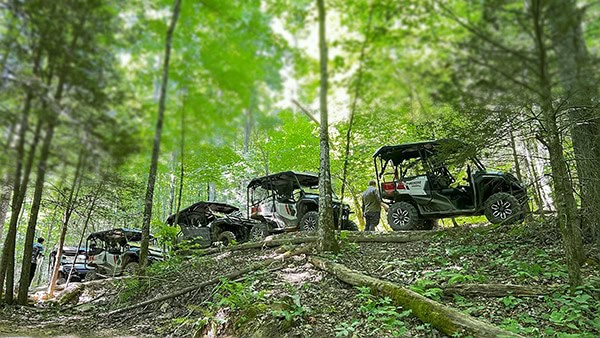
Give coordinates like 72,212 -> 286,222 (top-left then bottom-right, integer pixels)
0,219 -> 599,338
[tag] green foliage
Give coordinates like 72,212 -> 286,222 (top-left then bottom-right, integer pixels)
335,286 -> 411,337
271,293 -> 310,327
410,279 -> 443,301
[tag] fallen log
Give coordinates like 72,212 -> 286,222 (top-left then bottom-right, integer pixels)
197,230 -> 437,256
309,256 -> 522,338
55,276 -> 133,304
441,283 -> 555,298
197,237 -> 316,256
107,245 -> 313,316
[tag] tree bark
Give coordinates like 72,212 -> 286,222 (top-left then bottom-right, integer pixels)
316,0 -> 338,253
309,256 -> 521,337
0,115 -> 41,303
48,150 -> 86,297
547,0 -> 600,245
529,0 -> 584,290
139,0 -> 182,271
15,119 -> 50,304
338,7 -> 373,229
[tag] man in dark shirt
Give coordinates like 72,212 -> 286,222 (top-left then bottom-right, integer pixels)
362,180 -> 388,231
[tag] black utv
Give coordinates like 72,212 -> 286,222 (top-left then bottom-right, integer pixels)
373,139 -> 528,230
167,201 -> 260,247
247,171 -> 358,237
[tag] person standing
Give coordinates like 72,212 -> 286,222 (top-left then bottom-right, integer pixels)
362,180 -> 388,231
29,237 -> 45,287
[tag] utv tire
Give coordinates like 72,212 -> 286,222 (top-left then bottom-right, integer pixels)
122,261 -> 139,276
217,231 -> 236,246
342,219 -> 359,231
388,202 -> 419,231
300,211 -> 319,231
250,223 -> 269,241
57,273 -> 67,285
484,192 -> 523,225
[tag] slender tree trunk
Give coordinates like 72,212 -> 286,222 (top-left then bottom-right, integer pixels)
522,139 -> 544,212
66,183 -> 101,287
16,120 -> 56,304
48,150 -> 86,297
530,0 -> 583,290
173,93 -> 185,226
338,6 -> 373,229
140,0 -> 182,271
316,0 -> 338,253
0,112 -> 41,303
548,0 -> 600,245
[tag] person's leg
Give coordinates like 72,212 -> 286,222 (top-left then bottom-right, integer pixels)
364,212 -> 376,231
29,263 -> 37,287
373,212 -> 381,231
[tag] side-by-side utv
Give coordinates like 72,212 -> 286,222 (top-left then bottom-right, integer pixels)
247,171 -> 358,238
166,201 -> 260,247
373,139 -> 527,230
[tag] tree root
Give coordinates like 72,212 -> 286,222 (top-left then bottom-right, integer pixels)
107,244 -> 314,316
309,256 -> 522,338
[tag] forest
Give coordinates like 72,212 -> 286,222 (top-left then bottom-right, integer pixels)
0,0 -> 599,337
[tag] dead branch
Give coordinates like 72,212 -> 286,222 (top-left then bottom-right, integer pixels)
195,230 -> 437,256
309,256 -> 522,337
107,245 -> 314,316
441,283 -> 557,297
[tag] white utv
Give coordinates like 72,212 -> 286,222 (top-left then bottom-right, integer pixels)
247,171 -> 358,238
373,139 -> 528,230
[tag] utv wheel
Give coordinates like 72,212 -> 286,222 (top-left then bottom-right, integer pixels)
122,261 -> 139,276
57,273 -> 67,285
300,211 -> 319,231
484,192 -> 523,225
342,219 -> 359,231
387,202 -> 419,230
217,231 -> 236,246
249,223 -> 268,241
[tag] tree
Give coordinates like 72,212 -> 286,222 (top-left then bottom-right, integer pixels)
316,0 -> 338,253
139,0 -> 182,271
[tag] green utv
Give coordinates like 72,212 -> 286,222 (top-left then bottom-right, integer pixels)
373,139 -> 528,230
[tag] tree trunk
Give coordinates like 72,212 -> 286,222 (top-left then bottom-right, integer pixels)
338,7 -> 373,229
0,175 -> 12,241
0,114 -> 41,303
309,257 -> 521,337
548,0 -> 600,245
173,93 -> 185,226
530,0 -> 584,290
139,0 -> 182,271
316,0 -> 338,253
48,150 -> 86,297
16,120 -> 57,304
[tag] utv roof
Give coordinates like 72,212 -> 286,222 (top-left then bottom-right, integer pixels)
165,201 -> 239,225
373,138 -> 469,165
247,171 -> 319,190
86,228 -> 151,243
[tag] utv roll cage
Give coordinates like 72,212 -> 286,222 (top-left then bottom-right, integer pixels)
246,171 -> 319,215
166,201 -> 240,227
372,138 -> 484,189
